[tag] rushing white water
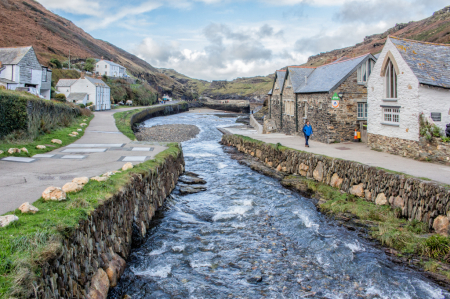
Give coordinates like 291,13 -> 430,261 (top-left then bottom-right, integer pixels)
109,112 -> 450,299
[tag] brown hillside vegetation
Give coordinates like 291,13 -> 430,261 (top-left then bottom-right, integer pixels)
304,6 -> 450,67
0,0 -> 194,98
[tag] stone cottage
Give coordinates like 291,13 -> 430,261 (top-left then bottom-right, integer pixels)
56,74 -> 111,110
0,46 -> 52,99
367,36 -> 450,160
268,54 -> 376,143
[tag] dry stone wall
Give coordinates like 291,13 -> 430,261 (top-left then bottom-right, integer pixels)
222,134 -> 450,231
36,150 -> 185,299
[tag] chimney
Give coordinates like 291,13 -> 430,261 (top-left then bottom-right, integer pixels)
0,61 -> 2,68
81,72 -> 85,79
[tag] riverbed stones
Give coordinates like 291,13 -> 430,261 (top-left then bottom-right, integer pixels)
330,173 -> 343,188
313,162 -> 324,181
51,139 -> 62,144
0,215 -> 18,227
62,182 -> 83,193
42,187 -> 67,201
433,216 -> 450,236
375,193 -> 388,206
87,268 -> 109,299
105,253 -> 126,287
350,184 -> 364,197
19,202 -> 39,214
299,163 -> 309,176
73,177 -> 89,185
36,145 -> 46,149
122,162 -> 133,171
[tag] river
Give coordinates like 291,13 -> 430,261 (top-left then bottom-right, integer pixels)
109,112 -> 449,299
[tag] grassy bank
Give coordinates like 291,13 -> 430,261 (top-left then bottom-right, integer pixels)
0,143 -> 181,298
0,115 -> 93,159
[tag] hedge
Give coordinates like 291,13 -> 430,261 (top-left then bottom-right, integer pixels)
0,89 -> 81,139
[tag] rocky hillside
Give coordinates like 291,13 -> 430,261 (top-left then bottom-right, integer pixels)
0,0 -> 195,99
304,6 -> 450,67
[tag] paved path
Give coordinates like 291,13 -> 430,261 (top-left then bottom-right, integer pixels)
223,125 -> 450,185
0,106 -> 168,215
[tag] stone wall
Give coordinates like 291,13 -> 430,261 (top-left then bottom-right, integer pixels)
222,134 -> 450,230
130,102 -> 189,132
369,133 -> 450,165
35,149 -> 184,298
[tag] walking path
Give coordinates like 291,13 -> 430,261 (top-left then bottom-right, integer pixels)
223,125 -> 450,186
0,106 -> 168,215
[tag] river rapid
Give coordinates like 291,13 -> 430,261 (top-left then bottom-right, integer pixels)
109,112 -> 450,299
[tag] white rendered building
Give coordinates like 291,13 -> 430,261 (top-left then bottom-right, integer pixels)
95,60 -> 127,78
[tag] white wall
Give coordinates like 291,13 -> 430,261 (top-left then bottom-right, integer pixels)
368,38 -> 421,142
419,85 -> 450,132
71,78 -> 97,107
31,69 -> 42,89
56,86 -> 72,97
0,65 -> 13,81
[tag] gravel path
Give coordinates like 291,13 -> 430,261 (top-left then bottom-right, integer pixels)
136,124 -> 200,142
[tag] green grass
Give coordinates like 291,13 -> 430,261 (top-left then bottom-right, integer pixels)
0,143 -> 181,298
114,107 -> 148,140
0,115 -> 94,159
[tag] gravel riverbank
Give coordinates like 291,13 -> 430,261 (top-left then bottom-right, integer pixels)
136,124 -> 200,142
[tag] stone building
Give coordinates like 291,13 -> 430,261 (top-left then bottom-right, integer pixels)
0,46 -> 52,99
268,54 -> 376,143
367,36 -> 450,161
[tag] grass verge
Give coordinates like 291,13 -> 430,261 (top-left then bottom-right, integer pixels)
114,107 -> 148,140
0,115 -> 94,159
0,143 -> 181,298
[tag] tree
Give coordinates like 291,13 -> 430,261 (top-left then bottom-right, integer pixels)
49,58 -> 62,69
55,93 -> 66,102
84,58 -> 96,72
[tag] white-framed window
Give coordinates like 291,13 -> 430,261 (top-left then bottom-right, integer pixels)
284,100 -> 295,116
357,59 -> 375,83
383,107 -> 400,123
357,102 -> 368,119
385,59 -> 397,98
42,67 -> 47,82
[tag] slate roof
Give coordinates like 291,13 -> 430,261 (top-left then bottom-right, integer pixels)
0,46 -> 32,65
56,79 -> 77,87
0,78 -> 18,84
295,54 -> 373,93
287,67 -> 316,91
86,76 -> 110,88
275,70 -> 286,90
67,93 -> 88,102
390,36 -> 450,89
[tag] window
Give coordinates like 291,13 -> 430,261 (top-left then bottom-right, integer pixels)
357,59 -> 375,83
357,102 -> 367,119
105,65 -> 107,68
42,67 -> 47,82
383,107 -> 400,123
284,100 -> 294,116
385,59 -> 397,98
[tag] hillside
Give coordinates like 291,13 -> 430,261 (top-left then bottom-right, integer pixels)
303,6 -> 450,67
0,0 -> 194,99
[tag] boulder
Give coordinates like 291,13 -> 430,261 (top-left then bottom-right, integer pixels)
42,187 -> 67,201
375,193 -> 388,206
276,164 -> 282,172
298,163 -> 309,177
256,149 -> 262,158
87,268 -> 109,299
19,202 -> 39,214
105,253 -> 127,287
77,129 -> 82,132
20,148 -> 28,153
51,139 -> 62,144
36,145 -> 46,150
73,177 -> 89,185
0,215 -> 19,227
62,182 -> 83,193
103,172 -> 114,177
267,162 -> 273,167
365,190 -> 372,201
433,216 -> 449,236
179,176 -> 206,185
91,176 -> 109,182
350,183 -> 364,197
69,134 -> 76,137
80,123 -> 88,127
72,132 -> 79,136
393,196 -> 404,209
122,162 -> 133,171
330,173 -> 343,188
313,162 -> 324,181
8,148 -> 20,154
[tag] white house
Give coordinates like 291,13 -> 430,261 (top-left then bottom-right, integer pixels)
368,36 -> 450,152
95,60 -> 127,78
0,46 -> 52,99
56,74 -> 111,110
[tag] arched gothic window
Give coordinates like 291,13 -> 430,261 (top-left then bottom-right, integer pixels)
385,59 -> 397,98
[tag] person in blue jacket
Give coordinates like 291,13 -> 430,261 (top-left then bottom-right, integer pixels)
302,121 -> 313,147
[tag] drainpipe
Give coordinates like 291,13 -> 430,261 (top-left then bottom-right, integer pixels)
280,94 -> 283,129
295,93 -> 298,133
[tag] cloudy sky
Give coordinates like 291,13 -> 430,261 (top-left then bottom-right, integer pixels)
36,0 -> 447,81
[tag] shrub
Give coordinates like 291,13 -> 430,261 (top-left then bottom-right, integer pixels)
55,93 -> 66,102
86,102 -> 93,106
423,235 -> 450,259
78,104 -> 86,109
49,58 -> 62,69
84,58 -> 96,72
0,89 -> 80,139
420,113 -> 443,140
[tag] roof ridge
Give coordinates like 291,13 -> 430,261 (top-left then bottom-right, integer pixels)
389,35 -> 450,47
0,46 -> 32,49
277,70 -> 286,72
317,53 -> 372,68
289,66 -> 316,69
